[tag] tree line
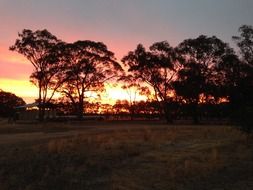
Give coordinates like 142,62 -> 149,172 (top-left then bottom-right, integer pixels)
5,25 -> 253,131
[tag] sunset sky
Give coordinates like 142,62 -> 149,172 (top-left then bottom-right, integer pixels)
0,0 -> 252,103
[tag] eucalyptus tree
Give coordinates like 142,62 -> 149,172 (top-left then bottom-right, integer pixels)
231,25 -> 253,132
57,41 -> 122,119
10,29 -> 62,121
119,73 -> 152,120
233,25 -> 253,66
122,41 -> 180,122
173,35 -> 233,123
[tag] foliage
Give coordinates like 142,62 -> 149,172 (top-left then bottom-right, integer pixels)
233,25 -> 253,66
122,41 -> 180,122
10,29 -> 62,120
231,25 -> 253,133
173,35 -> 233,123
7,26 -> 253,126
0,90 -> 25,117
119,74 -> 151,118
56,41 -> 123,118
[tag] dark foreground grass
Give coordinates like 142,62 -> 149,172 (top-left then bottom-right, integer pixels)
0,124 -> 252,190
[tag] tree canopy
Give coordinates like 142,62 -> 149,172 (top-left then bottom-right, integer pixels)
0,90 -> 25,117
7,25 -> 253,129
10,29 -> 62,120
55,40 -> 123,118
231,25 -> 253,132
122,41 -> 180,122
173,35 -> 233,123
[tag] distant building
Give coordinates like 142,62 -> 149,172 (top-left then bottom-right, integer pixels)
16,102 -> 56,120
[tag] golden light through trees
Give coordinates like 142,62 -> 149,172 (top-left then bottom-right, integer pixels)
1,25 -> 252,127
0,78 -> 146,105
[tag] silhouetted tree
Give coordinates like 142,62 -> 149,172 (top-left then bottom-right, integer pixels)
10,29 -> 62,121
233,25 -> 253,66
113,100 -> 130,115
84,102 -> 101,114
133,100 -> 160,116
231,25 -> 253,133
57,41 -> 122,119
174,35 -> 233,123
0,90 -> 25,118
122,41 -> 180,122
119,74 -> 151,120
121,82 -> 139,119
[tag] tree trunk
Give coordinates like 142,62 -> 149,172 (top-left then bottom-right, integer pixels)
164,101 -> 174,124
38,84 -> 44,122
130,105 -> 134,121
77,99 -> 84,120
192,101 -> 199,124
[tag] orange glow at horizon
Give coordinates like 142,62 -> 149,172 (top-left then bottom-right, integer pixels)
103,85 -> 147,104
0,78 -> 147,105
0,78 -> 37,103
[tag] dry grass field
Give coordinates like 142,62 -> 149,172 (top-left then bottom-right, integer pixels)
0,119 -> 252,190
